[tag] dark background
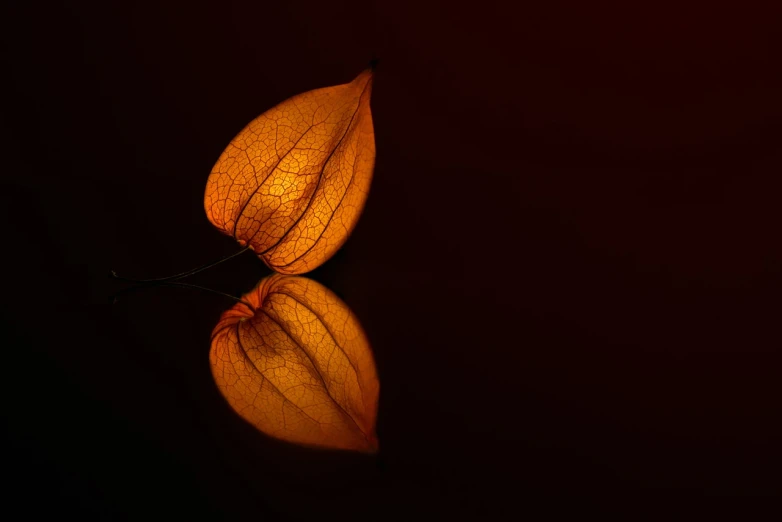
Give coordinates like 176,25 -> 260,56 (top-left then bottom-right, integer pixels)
2,1 -> 780,519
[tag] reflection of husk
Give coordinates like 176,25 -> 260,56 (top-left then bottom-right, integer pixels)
210,274 -> 379,453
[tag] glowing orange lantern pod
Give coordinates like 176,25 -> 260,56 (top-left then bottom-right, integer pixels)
210,274 -> 380,453
204,69 -> 375,274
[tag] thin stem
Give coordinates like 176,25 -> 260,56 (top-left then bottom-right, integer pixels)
111,246 -> 250,284
111,281 -> 255,311
161,282 -> 255,310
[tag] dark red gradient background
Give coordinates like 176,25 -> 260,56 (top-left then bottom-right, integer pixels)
2,1 -> 780,519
